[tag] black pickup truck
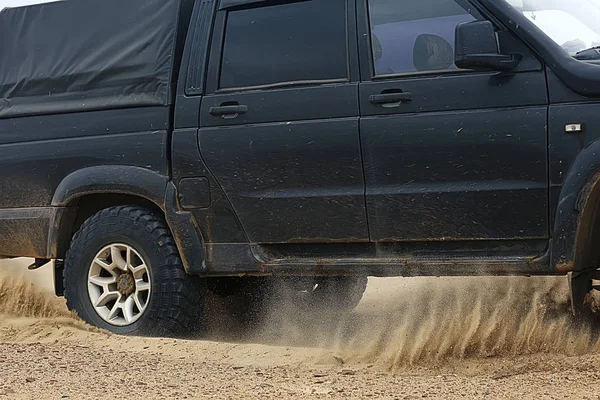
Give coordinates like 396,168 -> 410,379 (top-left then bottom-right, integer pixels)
2,0 -> 600,336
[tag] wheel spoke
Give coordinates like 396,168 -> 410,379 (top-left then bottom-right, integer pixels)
135,280 -> 150,292
123,296 -> 135,323
89,275 -> 117,287
93,257 -> 117,275
133,292 -> 145,313
111,246 -> 127,271
130,264 -> 147,278
107,296 -> 124,320
126,246 -> 132,270
94,290 -> 119,308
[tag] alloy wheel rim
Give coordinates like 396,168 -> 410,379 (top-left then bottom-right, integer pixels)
87,243 -> 151,326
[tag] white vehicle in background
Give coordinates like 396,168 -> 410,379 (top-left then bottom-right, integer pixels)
507,0 -> 600,54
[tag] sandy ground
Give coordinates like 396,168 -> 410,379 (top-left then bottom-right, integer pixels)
2,259 -> 600,399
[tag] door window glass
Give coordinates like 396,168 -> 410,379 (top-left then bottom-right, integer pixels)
220,0 -> 348,89
368,0 -> 477,76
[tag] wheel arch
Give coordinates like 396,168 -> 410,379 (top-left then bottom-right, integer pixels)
51,165 -> 169,209
54,193 -> 163,259
51,166 -> 207,294
552,140 -> 600,273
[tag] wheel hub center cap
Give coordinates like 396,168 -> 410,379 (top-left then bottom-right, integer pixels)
117,274 -> 135,296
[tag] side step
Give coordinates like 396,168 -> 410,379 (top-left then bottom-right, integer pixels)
202,240 -> 554,277
252,240 -> 553,277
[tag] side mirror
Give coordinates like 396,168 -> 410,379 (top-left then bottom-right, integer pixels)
454,21 -> 521,71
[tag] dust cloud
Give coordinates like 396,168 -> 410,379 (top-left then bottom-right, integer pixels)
0,262 -> 70,319
248,276 -> 600,370
2,258 -> 600,371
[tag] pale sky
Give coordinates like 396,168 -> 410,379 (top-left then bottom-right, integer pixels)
0,0 -> 58,7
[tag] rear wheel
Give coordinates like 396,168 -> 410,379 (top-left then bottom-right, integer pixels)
569,269 -> 600,319
276,276 -> 368,313
205,277 -> 272,332
207,276 -> 368,331
64,206 -> 206,337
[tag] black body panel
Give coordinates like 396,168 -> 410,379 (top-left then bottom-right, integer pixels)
546,69 -> 600,228
0,107 -> 172,261
0,107 -> 169,146
171,128 -> 257,272
359,72 -> 547,117
356,0 -> 549,242
361,105 -> 548,241
198,0 -> 368,244
0,108 -> 169,209
198,112 -> 368,243
547,71 -> 600,271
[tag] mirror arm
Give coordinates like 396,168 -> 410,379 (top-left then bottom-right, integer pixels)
455,53 -> 522,71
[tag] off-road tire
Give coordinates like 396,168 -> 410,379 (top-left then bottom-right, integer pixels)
205,277 -> 272,332
281,276 -> 369,313
64,206 -> 206,337
208,276 -> 368,332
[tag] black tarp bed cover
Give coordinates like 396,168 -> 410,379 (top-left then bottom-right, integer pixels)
0,0 -> 181,119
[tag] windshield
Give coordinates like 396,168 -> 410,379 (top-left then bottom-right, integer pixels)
504,0 -> 600,55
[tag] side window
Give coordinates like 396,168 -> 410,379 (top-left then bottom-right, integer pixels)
368,0 -> 478,76
220,0 -> 348,90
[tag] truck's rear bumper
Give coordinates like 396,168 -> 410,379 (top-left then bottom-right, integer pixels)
0,207 -> 67,258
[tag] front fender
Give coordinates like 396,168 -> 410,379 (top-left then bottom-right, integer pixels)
552,140 -> 600,272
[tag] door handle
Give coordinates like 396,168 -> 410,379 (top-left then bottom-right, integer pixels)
369,92 -> 413,105
209,104 -> 248,117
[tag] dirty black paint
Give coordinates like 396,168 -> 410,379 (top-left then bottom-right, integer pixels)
0,108 -> 169,209
199,85 -> 369,244
178,177 -> 211,209
170,128 -> 248,245
360,70 -> 549,241
548,74 -> 600,269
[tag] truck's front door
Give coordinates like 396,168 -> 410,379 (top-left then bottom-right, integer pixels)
358,0 -> 549,242
199,0 -> 368,244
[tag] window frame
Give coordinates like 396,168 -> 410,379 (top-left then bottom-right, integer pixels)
205,0 -> 354,94
358,0 -> 485,81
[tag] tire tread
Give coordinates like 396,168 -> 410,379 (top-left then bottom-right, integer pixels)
64,206 -> 204,337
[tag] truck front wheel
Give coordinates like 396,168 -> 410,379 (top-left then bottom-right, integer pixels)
64,206 -> 206,337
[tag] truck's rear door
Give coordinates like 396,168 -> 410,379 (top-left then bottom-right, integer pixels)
198,0 -> 368,244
